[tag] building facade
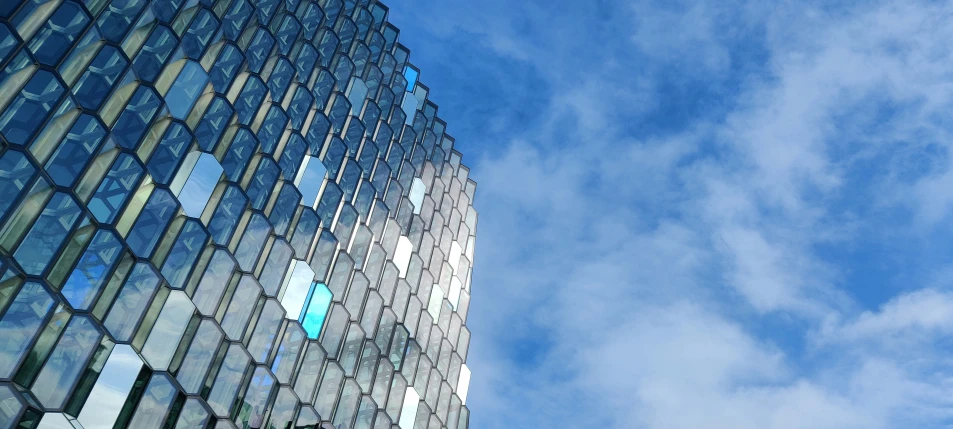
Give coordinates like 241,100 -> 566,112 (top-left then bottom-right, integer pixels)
0,0 -> 477,428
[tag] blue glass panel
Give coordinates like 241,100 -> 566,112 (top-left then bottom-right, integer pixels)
339,160 -> 361,201
161,219 -> 208,289
207,343 -> 250,416
192,96 -> 231,151
275,16 -> 301,56
358,142 -> 378,176
246,158 -> 279,210
193,248 -> 234,315
268,185 -> 300,236
208,43 -> 243,93
88,153 -> 145,224
300,282 -> 332,340
301,4 -> 324,41
316,183 -> 341,226
308,230 -> 337,279
31,315 -> 102,408
254,0 -> 280,23
97,0 -> 147,42
126,188 -> 178,258
146,122 -> 192,185
287,87 -> 313,131
297,156 -> 327,207
208,184 -> 247,245
371,161 -> 390,192
316,31 -> 339,69
132,25 -> 178,83
177,319 -> 223,394
257,105 -> 288,154
234,213 -> 270,271
27,2 -> 90,66
235,366 -> 275,428
126,373 -> 178,428
179,153 -> 222,218
221,0 -> 252,41
246,28 -> 275,74
72,45 -> 128,110
0,70 -> 64,145
0,150 -> 36,219
13,192 -> 82,275
43,114 -> 104,187
0,24 -> 16,65
0,282 -> 54,378
221,128 -> 257,181
355,182 -> 374,219
112,86 -> 162,150
152,0 -> 185,22
294,44 -> 318,84
103,261 -> 160,341
334,204 -> 358,246
332,56 -> 354,89
61,230 -> 122,310
181,8 -> 219,59
327,95 -> 350,135
166,61 -> 209,119
351,44 -> 370,73
312,69 -> 335,109
267,59 -> 295,104
234,77 -> 266,125
324,0 -> 343,25
304,113 -> 330,155
289,208 -> 318,257
278,134 -> 306,179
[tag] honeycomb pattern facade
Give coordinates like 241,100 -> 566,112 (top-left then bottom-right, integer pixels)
0,0 -> 477,428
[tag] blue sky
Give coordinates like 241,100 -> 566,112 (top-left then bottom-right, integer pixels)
389,1 -> 953,427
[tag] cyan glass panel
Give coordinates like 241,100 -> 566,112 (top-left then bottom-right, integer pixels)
247,299 -> 284,363
72,45 -> 128,110
160,219 -> 208,289
127,188 -> 177,258
141,291 -> 195,370
173,398 -> 210,429
31,315 -> 102,408
279,260 -> 315,320
220,275 -> 261,341
175,318 -> 223,394
126,373 -> 178,429
235,366 -> 274,428
166,61 -> 209,119
44,114 -> 106,187
88,153 -> 144,224
76,344 -> 143,429
0,281 -> 54,377
0,70 -> 64,145
298,283 -> 331,341
176,152 -> 222,218
103,261 -> 160,342
13,192 -> 82,275
192,248 -> 235,316
207,343 -> 250,417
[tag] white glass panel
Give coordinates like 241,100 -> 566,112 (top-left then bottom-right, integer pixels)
77,345 -> 144,428
397,387 -> 419,429
457,365 -> 470,405
426,287 -> 442,321
280,260 -> 316,320
142,291 -> 195,370
448,278 -> 461,311
295,155 -> 327,208
37,413 -> 78,429
448,241 -> 462,273
394,236 -> 412,278
409,178 -> 425,214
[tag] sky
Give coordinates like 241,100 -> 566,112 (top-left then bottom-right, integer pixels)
388,1 -> 953,428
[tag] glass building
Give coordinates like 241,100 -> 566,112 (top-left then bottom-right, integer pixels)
0,0 -> 478,428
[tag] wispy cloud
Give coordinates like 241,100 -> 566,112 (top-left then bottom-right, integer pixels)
389,0 -> 953,427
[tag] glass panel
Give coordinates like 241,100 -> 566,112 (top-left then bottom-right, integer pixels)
265,386 -> 297,429
176,152 -> 223,218
72,45 -> 127,110
44,114 -> 106,187
13,192 -> 81,275
126,188 -> 178,258
173,397 -> 210,429
207,343 -> 251,417
220,275 -> 261,341
313,362 -> 343,419
31,315 -> 102,408
192,248 -> 235,316
235,366 -> 274,429
27,2 -> 89,66
166,61 -> 209,119
234,213 -> 270,271
175,319 -> 223,395
397,387 -> 419,429
0,383 -> 23,427
126,373 -> 179,429
77,344 -> 144,429
0,282 -> 54,378
280,260 -> 315,320
271,323 -> 305,384
146,122 -> 192,185
141,291 -> 194,370
457,365 -> 470,405
331,379 -> 361,428
160,219 -> 208,290
88,153 -> 144,224
103,261 -> 160,341
247,299 -> 284,363
0,151 -> 37,220
394,237 -> 412,277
